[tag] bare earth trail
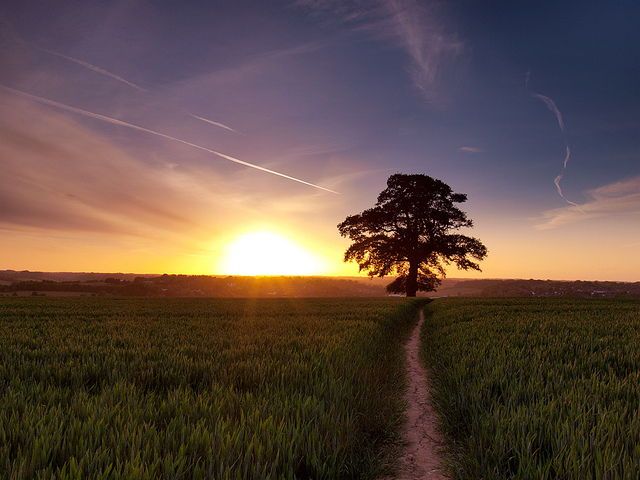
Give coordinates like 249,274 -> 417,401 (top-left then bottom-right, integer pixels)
391,309 -> 446,479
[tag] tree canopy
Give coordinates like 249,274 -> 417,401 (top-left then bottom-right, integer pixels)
337,174 -> 488,297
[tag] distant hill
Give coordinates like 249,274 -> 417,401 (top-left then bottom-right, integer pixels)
0,271 -> 387,297
0,270 -> 155,284
453,278 -> 640,298
1,271 -> 638,298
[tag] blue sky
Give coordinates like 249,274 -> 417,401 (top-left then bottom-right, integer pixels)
0,0 -> 638,280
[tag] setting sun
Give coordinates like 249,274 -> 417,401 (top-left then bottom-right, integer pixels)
222,231 -> 322,276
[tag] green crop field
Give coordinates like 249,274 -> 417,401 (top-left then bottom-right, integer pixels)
421,297 -> 640,480
0,297 -> 425,480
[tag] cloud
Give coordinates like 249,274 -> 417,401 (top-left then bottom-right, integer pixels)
527,75 -> 578,207
381,0 -> 464,99
1,85 -> 338,194
459,146 -> 482,153
293,0 -> 464,100
530,93 -> 565,132
536,176 -> 640,229
0,91 -> 345,259
291,0 -> 372,24
0,92 -> 232,242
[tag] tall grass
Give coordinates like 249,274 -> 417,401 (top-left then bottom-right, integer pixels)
0,297 -> 424,479
421,298 -> 640,479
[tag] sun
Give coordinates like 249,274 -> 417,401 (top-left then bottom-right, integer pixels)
223,231 -> 322,276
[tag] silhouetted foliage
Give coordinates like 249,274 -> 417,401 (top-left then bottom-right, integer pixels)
338,174 -> 488,297
0,274 -> 389,297
2,270 -> 639,298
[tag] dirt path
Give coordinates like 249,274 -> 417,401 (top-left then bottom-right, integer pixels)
392,309 -> 446,479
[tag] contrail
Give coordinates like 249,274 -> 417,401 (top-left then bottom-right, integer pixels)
553,146 -> 580,208
531,92 -> 565,132
190,114 -> 242,134
34,46 -> 147,92
526,71 -> 580,208
0,14 -> 146,92
1,85 -> 338,194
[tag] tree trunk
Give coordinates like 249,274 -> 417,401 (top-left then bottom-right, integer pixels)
406,260 -> 418,297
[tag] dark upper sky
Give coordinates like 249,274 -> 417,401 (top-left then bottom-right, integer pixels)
0,0 -> 638,279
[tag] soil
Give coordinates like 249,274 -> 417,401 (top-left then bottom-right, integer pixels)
391,309 -> 447,479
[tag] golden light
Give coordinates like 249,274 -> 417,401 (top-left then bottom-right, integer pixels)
222,231 -> 323,275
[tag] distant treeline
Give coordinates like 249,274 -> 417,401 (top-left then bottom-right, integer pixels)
0,274 -> 388,297
1,271 -> 638,298
453,279 -> 640,298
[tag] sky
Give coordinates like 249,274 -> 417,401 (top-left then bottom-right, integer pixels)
0,0 -> 638,281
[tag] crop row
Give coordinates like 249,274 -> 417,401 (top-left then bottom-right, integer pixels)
0,297 -> 423,479
421,297 -> 640,479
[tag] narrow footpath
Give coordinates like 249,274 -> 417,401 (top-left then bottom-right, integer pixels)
393,309 -> 446,479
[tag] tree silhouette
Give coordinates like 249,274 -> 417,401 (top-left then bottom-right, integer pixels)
338,174 -> 488,297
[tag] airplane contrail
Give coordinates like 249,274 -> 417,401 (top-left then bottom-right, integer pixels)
1,85 -> 338,194
526,71 -> 580,208
0,14 -> 146,92
34,46 -> 147,92
190,114 -> 242,134
531,92 -> 565,132
553,146 -> 580,208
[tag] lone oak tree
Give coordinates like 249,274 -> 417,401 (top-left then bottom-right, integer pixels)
338,174 -> 488,297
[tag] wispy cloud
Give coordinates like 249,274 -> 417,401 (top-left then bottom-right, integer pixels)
530,92 -> 565,132
0,94 -> 203,239
0,91 -> 346,252
527,72 -> 580,208
459,146 -> 482,153
536,176 -> 640,229
294,0 -> 464,101
381,0 -> 464,100
291,0 -> 372,25
1,85 -> 339,194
